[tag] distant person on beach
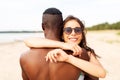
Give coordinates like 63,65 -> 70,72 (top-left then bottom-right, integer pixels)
24,10 -> 106,80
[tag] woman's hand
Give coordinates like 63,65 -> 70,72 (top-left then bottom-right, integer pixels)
62,43 -> 82,56
45,49 -> 69,63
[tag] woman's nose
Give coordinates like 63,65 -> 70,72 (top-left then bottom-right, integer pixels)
70,30 -> 76,35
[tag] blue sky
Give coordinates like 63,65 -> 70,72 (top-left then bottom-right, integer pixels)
0,0 -> 120,31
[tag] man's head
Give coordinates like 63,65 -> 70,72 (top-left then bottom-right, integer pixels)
42,8 -> 63,40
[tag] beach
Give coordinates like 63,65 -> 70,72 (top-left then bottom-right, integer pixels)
0,30 -> 120,80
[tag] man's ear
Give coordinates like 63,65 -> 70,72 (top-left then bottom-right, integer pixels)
42,23 -> 45,30
62,35 -> 64,40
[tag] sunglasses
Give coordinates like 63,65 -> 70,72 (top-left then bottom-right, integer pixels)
63,27 -> 82,35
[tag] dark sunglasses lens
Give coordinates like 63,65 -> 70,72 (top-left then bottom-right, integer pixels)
74,27 -> 82,34
64,27 -> 72,34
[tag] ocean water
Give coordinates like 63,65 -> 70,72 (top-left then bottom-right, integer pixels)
0,33 -> 44,43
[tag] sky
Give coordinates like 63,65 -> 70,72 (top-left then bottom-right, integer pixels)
0,0 -> 120,31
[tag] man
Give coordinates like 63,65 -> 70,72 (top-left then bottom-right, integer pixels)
20,8 -> 98,80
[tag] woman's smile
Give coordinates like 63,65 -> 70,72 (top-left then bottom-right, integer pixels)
68,37 -> 78,43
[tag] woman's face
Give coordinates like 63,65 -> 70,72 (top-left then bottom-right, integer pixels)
63,19 -> 82,44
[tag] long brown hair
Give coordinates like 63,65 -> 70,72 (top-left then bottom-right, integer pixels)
62,15 -> 99,57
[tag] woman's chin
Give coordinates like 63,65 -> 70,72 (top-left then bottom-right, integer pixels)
68,41 -> 78,44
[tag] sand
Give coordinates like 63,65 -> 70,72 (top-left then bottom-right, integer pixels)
0,30 -> 120,80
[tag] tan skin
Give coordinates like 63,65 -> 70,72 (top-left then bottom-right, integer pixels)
20,13 -> 99,80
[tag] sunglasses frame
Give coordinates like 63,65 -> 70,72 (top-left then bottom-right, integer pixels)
63,27 -> 82,35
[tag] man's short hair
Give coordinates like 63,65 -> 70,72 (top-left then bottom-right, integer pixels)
42,7 -> 63,40
43,7 -> 62,15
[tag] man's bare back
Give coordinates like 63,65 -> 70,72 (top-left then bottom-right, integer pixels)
20,48 -> 89,80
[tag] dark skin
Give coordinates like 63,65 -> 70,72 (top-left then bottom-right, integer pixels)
20,14 -> 98,80
20,49 -> 91,80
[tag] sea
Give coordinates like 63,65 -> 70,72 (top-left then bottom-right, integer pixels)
0,33 -> 44,43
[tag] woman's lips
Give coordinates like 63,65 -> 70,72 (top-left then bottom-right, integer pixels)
69,38 -> 78,42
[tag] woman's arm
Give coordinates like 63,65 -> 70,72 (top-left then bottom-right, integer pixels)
24,38 -> 82,54
66,54 -> 106,78
24,37 -> 64,48
46,49 -> 106,78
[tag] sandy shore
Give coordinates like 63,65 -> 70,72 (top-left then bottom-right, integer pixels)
0,30 -> 120,80
0,41 -> 29,80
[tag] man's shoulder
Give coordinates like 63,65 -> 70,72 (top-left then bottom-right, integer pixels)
20,50 -> 30,66
19,49 -> 39,69
20,49 -> 40,62
20,48 -> 50,65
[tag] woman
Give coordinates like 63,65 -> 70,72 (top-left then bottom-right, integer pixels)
24,15 -> 106,78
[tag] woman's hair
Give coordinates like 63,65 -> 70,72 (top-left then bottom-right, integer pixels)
62,15 -> 99,58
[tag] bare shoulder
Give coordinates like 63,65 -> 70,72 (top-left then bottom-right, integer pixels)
19,49 -> 41,73
20,50 -> 30,66
20,49 -> 40,65
20,48 -> 49,66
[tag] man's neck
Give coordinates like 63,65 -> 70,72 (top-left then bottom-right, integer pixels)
45,33 -> 60,41
46,37 -> 60,41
